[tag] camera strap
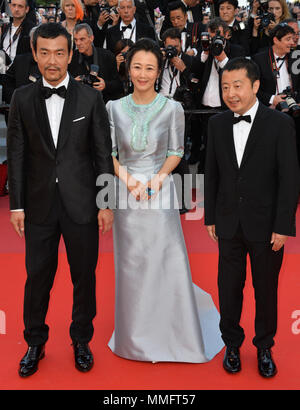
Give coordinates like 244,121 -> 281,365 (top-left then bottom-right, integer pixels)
269,48 -> 292,94
3,23 -> 23,58
167,62 -> 179,96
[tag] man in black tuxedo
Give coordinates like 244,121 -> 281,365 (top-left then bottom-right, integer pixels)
159,27 -> 201,213
105,0 -> 156,53
204,57 -> 299,377
7,23 -> 114,377
196,17 -> 245,171
252,23 -> 300,161
68,23 -> 122,102
160,0 -> 203,35
218,0 -> 250,55
164,1 -> 206,56
0,0 -> 35,67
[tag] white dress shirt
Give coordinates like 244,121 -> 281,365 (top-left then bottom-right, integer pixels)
201,51 -> 229,107
11,73 -> 69,211
3,24 -> 20,64
159,59 -> 181,98
120,18 -> 136,43
43,73 -> 69,149
269,53 -> 291,105
233,99 -> 259,167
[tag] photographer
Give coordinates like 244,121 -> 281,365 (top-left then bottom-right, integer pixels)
218,0 -> 250,55
196,17 -> 245,171
249,0 -> 291,55
159,27 -> 201,213
160,1 -> 206,56
113,38 -> 134,97
159,27 -> 201,104
252,22 -> 300,160
68,23 -> 122,102
96,0 -> 120,47
0,0 -> 35,70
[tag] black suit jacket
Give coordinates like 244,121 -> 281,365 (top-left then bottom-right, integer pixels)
68,47 -> 123,102
252,47 -> 300,106
198,42 -> 245,107
1,52 -> 41,103
204,102 -> 299,241
0,18 -> 35,59
7,76 -> 114,225
105,20 -> 156,53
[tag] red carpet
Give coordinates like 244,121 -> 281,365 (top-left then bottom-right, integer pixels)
0,196 -> 300,390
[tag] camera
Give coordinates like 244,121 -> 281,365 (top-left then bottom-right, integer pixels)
80,64 -> 99,87
163,45 -> 178,60
99,5 -> 118,24
276,87 -> 300,118
173,74 -> 199,110
200,30 -> 226,57
257,0 -> 275,28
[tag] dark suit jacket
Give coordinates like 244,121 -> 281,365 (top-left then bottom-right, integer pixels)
197,42 -> 245,107
7,76 -> 114,225
1,52 -> 41,103
252,47 -> 300,106
228,19 -> 251,56
204,102 -> 299,241
68,47 -> 123,102
0,17 -> 35,60
105,20 -> 156,53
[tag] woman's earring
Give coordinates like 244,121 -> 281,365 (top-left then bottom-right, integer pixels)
128,75 -> 132,88
155,77 -> 159,92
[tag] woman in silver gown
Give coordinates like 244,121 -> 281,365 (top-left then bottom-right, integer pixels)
106,39 -> 224,363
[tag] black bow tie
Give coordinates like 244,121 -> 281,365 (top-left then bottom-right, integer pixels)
233,115 -> 251,124
41,85 -> 67,99
122,24 -> 132,31
276,56 -> 286,62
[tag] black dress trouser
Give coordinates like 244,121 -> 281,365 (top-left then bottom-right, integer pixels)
217,224 -> 284,349
23,186 -> 99,346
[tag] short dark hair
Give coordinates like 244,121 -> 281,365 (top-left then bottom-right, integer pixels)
222,57 -> 260,85
168,1 -> 187,15
32,23 -> 72,54
126,38 -> 164,72
208,17 -> 230,35
218,0 -> 238,9
161,27 -> 182,43
269,22 -> 295,43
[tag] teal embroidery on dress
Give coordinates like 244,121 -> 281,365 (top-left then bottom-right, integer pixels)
121,94 -> 167,152
167,148 -> 184,158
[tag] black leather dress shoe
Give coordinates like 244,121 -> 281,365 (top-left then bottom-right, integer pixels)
19,344 -> 45,377
223,347 -> 241,374
257,348 -> 277,378
73,343 -> 94,372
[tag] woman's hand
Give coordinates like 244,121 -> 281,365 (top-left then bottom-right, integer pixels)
127,176 -> 148,201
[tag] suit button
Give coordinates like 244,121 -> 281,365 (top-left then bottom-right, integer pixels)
239,196 -> 243,202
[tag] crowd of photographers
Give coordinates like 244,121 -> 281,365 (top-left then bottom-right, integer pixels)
1,0 -> 300,174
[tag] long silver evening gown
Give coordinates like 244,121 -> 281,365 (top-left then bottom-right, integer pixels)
106,94 -> 224,363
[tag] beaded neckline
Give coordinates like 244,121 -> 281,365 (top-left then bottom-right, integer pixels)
121,93 -> 167,152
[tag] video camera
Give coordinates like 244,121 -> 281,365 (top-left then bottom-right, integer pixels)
79,64 -> 99,87
200,30 -> 226,57
276,87 -> 300,118
256,0 -> 275,28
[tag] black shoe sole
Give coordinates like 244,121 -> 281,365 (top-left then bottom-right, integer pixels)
18,351 -> 45,378
223,362 -> 241,374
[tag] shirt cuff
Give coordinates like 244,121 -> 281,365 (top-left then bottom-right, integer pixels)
201,51 -> 209,63
11,209 -> 24,212
269,95 -> 275,105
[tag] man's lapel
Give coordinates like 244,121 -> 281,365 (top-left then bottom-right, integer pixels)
224,111 -> 239,170
33,79 -> 56,155
56,75 -> 77,151
239,103 -> 266,169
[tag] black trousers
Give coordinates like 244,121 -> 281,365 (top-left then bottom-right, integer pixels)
23,187 -> 99,346
218,224 -> 284,349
